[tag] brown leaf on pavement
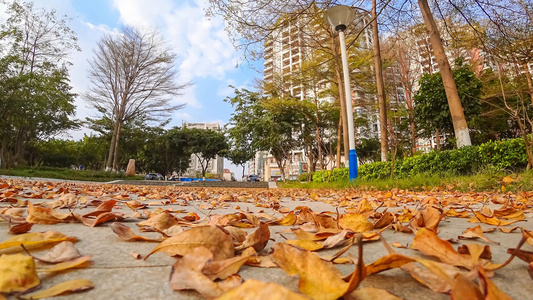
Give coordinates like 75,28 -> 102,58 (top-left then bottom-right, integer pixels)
477,266 -> 512,300
272,243 -> 349,299
217,279 -> 309,300
410,228 -> 472,268
457,244 -> 492,265
235,222 -> 270,252
20,279 -> 93,299
373,212 -> 395,229
144,225 -> 234,261
269,211 -> 297,225
286,239 -> 324,251
76,212 -> 124,227
137,211 -> 182,231
81,200 -> 117,217
8,221 -> 34,234
26,202 -> 73,224
345,287 -> 401,300
109,222 -> 162,242
339,213 -> 373,232
506,248 -> 533,263
450,273 -> 484,300
38,241 -> 81,263
0,253 -> 40,293
169,246 -> 224,298
459,225 -> 500,245
202,252 -> 252,280
409,206 -> 443,232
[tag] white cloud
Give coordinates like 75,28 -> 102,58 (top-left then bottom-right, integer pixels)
111,0 -> 241,82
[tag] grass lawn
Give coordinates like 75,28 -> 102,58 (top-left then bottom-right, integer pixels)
0,167 -> 144,182
279,170 -> 533,193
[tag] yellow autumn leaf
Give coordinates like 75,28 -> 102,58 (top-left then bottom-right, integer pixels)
21,279 -> 94,299
0,231 -> 77,252
0,253 -> 40,293
339,213 -> 374,232
286,240 -> 324,251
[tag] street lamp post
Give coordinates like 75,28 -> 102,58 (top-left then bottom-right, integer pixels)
325,5 -> 358,181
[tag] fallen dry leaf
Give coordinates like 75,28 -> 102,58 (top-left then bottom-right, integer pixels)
235,222 -> 270,252
0,231 -> 77,252
217,279 -> 309,300
21,279 -> 93,299
37,255 -> 91,273
109,222 -> 162,242
339,213 -> 373,232
38,241 -> 81,263
144,225 -> 234,261
168,247 -> 225,298
450,273 -> 484,300
410,228 -> 472,269
459,225 -> 500,245
202,252 -> 251,280
272,242 -> 363,300
345,287 -> 401,300
0,253 -> 40,293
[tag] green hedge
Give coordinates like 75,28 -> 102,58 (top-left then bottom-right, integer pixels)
311,138 -> 528,182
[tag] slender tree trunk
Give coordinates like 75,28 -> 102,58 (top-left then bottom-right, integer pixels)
523,63 -> 533,106
106,122 -> 119,170
418,0 -> 472,148
112,122 -> 122,171
315,104 -> 323,171
435,128 -> 441,150
371,0 -> 389,161
410,115 -> 416,154
336,115 -> 342,168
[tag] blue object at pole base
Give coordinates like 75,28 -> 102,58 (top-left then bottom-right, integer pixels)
349,149 -> 358,181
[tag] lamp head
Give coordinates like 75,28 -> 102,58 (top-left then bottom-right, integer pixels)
325,5 -> 355,32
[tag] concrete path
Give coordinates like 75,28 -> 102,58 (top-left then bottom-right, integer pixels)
1,177 -> 532,299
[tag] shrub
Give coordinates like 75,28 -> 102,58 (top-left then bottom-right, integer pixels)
312,138 -> 528,182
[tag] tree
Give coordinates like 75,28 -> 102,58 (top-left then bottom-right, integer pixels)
226,147 -> 254,179
84,26 -> 189,171
418,0 -> 473,148
225,88 -> 303,181
0,0 -> 79,168
414,60 -> 482,148
183,128 -> 228,179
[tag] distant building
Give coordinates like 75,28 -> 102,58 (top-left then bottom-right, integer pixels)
182,122 -> 224,177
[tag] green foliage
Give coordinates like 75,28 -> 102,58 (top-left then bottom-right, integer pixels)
311,137 -> 527,182
0,1 -> 79,168
414,59 -> 482,145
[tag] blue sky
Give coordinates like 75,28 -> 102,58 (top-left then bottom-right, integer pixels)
1,0 -> 263,177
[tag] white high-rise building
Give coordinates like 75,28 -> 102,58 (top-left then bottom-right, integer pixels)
260,11 -> 376,180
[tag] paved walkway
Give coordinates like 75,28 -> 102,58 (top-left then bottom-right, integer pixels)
0,177 -> 532,299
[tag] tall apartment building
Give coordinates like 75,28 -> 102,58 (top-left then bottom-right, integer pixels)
259,11 -> 376,180
181,122 -> 224,177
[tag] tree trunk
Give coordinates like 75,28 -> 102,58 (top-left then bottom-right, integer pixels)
435,128 -> 441,150
418,0 -> 472,148
523,63 -> 533,106
336,115 -> 342,168
112,122 -> 122,171
371,0 -> 389,162
106,122 -> 119,170
315,106 -> 323,171
409,110 -> 417,155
